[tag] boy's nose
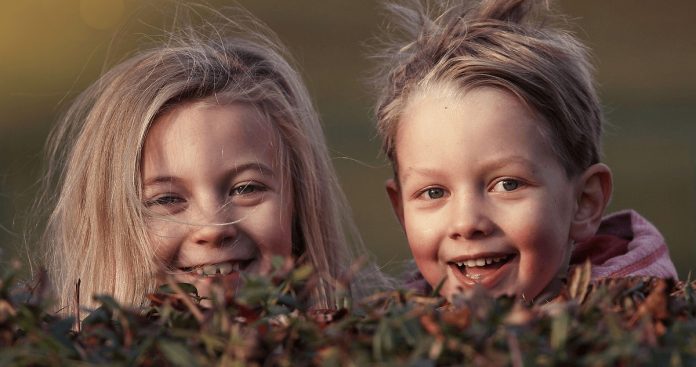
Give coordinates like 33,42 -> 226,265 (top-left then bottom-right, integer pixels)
448,195 -> 494,240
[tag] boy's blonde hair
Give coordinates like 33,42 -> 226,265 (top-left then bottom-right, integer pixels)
374,0 -> 603,177
37,7 -> 379,314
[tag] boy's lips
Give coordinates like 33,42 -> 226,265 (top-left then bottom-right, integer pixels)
447,252 -> 517,288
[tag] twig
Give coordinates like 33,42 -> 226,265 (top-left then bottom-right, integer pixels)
74,279 -> 81,332
166,277 -> 205,323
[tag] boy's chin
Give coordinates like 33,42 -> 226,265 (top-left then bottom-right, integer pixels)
442,259 -> 517,298
441,275 -> 564,305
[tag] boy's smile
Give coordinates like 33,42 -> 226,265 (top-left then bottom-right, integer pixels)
387,86 -> 584,300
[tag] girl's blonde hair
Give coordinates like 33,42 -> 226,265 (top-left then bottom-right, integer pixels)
37,6 -> 382,315
374,0 -> 603,177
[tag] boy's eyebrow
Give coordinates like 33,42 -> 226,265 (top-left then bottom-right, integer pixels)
400,167 -> 442,182
142,162 -> 275,186
399,156 -> 540,182
481,156 -> 540,172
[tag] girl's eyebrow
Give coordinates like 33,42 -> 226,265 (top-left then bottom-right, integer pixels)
143,176 -> 182,187
142,162 -> 275,187
231,162 -> 275,177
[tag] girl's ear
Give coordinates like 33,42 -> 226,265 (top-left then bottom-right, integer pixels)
570,163 -> 613,242
385,178 -> 405,227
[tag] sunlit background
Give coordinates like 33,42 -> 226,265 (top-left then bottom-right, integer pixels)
1,0 -> 694,277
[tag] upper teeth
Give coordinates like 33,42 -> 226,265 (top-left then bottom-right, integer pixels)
194,261 -> 240,276
455,256 -> 507,268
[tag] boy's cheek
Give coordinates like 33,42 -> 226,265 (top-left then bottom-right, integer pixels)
411,249 -> 446,288
405,223 -> 445,285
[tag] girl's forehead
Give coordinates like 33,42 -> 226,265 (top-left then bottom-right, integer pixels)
142,101 -> 282,172
150,100 -> 276,138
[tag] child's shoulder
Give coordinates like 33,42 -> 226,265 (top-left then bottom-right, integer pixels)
571,210 -> 678,280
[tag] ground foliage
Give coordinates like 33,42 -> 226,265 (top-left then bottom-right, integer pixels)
1,259 -> 696,367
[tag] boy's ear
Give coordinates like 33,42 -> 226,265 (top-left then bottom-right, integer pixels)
385,178 -> 405,227
570,163 -> 613,242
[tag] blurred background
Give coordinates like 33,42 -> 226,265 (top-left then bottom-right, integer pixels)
1,0 -> 694,277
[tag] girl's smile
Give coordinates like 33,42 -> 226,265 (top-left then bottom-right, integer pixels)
141,101 -> 293,299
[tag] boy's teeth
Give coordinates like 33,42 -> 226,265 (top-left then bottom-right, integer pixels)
456,255 -> 508,268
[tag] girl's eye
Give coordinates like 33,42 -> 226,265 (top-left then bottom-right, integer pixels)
145,195 -> 185,207
419,187 -> 448,200
491,179 -> 523,192
231,182 -> 267,196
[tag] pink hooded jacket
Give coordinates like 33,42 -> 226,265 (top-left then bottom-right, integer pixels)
570,209 -> 678,279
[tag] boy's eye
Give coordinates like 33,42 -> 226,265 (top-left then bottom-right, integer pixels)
419,187 -> 447,200
491,179 -> 523,192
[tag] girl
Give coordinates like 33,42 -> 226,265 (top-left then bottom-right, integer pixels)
36,7 -> 383,315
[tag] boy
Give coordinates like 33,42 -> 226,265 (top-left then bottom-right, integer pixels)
373,0 -> 677,301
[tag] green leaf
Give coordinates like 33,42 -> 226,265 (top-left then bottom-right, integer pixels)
159,340 -> 199,367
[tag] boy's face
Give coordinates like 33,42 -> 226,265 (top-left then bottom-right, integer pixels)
388,86 -> 582,300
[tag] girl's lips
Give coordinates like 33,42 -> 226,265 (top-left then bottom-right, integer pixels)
447,252 -> 518,289
176,258 -> 254,277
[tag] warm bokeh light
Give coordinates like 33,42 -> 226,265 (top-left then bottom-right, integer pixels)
80,0 -> 125,30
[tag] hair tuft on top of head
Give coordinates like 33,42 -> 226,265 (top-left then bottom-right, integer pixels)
372,0 -> 603,178
475,0 -> 535,23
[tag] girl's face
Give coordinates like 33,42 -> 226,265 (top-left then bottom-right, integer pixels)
387,86 -> 582,301
141,101 -> 293,299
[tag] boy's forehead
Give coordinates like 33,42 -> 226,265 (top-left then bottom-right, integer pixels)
400,85 -> 535,136
395,86 -> 566,180
407,81 -> 468,107
402,84 -> 556,146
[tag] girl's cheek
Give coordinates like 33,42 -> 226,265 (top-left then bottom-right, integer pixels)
146,219 -> 187,259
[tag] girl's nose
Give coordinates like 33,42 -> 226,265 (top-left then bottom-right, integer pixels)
448,195 -> 494,240
189,202 -> 239,246
190,221 -> 238,247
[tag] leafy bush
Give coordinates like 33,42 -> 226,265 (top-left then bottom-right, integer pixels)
1,260 -> 696,366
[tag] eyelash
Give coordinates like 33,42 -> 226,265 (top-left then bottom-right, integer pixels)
230,182 -> 267,196
490,178 -> 526,192
145,194 -> 184,207
415,178 -> 526,200
416,186 -> 449,200
144,182 -> 268,208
